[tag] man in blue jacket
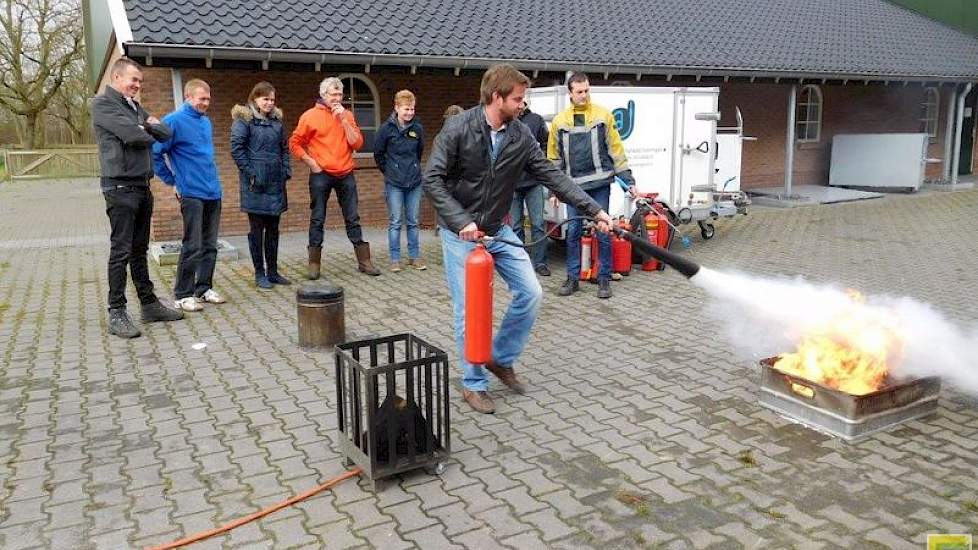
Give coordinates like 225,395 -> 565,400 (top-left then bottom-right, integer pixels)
152,79 -> 226,311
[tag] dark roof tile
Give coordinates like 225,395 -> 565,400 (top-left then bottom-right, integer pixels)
123,0 -> 978,78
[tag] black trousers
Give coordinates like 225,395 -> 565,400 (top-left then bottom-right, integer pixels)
174,197 -> 222,299
308,172 -> 363,248
247,213 -> 281,275
103,186 -> 157,310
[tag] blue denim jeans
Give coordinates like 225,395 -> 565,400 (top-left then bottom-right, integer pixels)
508,184 -> 548,269
175,197 -> 222,299
385,183 -> 422,261
565,185 -> 612,281
440,225 -> 543,391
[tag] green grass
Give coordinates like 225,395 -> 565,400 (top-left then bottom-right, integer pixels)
616,490 -> 651,517
736,450 -> 758,467
756,507 -> 786,520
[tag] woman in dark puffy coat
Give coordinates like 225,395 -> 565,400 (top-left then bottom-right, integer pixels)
230,82 -> 292,289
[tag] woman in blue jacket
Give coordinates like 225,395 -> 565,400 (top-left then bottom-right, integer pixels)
230,82 -> 292,289
374,90 -> 425,271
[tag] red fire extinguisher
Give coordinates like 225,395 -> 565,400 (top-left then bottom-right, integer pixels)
641,214 -> 660,271
579,230 -> 595,281
612,218 -> 632,276
465,242 -> 494,364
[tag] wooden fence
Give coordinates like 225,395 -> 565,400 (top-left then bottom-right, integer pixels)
1,147 -> 100,180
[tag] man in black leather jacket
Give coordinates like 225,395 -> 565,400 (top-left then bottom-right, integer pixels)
92,57 -> 184,339
423,64 -> 613,414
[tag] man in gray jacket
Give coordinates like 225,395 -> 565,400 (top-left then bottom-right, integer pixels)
92,57 -> 183,338
423,64 -> 613,414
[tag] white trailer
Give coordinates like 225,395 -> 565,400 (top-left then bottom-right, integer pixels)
527,85 -> 749,240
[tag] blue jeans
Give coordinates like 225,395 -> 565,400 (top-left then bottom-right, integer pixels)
175,197 -> 222,299
440,225 -> 543,391
565,185 -> 612,281
509,184 -> 548,269
385,183 -> 422,261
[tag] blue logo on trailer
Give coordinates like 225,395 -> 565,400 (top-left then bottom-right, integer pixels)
613,100 -> 635,140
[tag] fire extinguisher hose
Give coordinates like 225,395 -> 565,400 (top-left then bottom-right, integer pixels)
145,467 -> 363,550
486,216 -> 592,247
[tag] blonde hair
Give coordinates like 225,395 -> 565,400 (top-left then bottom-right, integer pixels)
183,78 -> 210,97
394,89 -> 416,106
479,64 -> 530,105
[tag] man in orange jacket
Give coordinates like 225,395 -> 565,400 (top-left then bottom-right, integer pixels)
289,76 -> 380,278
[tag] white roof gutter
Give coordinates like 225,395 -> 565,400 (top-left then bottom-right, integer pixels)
123,43 -> 978,84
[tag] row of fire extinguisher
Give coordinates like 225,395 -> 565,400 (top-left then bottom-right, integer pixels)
464,197 -> 676,364
579,201 -> 674,281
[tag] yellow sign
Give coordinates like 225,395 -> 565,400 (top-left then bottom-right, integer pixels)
927,534 -> 972,550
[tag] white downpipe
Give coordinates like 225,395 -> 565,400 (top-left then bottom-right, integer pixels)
951,83 -> 973,187
171,69 -> 183,111
784,85 -> 797,197
943,88 -> 957,182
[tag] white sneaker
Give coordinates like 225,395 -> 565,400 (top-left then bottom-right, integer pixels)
200,289 -> 226,304
174,297 -> 203,311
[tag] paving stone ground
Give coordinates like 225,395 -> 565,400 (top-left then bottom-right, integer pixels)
1,178 -> 977,549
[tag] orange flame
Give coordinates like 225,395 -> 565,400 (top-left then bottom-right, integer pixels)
773,290 -> 903,395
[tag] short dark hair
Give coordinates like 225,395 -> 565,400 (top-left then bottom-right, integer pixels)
110,57 -> 141,77
248,81 -> 276,104
480,64 -> 531,105
567,72 -> 589,91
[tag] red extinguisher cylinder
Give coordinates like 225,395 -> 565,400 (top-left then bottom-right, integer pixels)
612,233 -> 632,274
642,215 -> 660,271
464,243 -> 494,364
580,233 -> 594,281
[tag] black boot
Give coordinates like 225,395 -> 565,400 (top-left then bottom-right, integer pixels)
556,277 -> 579,296
597,278 -> 612,299
141,301 -> 184,322
265,229 -> 290,285
108,307 -> 141,338
248,233 -> 272,290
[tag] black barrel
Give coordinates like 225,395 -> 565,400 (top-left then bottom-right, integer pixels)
297,282 -> 345,348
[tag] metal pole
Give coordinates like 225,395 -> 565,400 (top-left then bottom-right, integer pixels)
784,85 -> 797,197
951,83 -> 973,187
943,87 -> 958,182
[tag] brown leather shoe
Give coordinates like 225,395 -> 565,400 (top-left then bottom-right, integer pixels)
485,361 -> 527,394
462,389 -> 495,414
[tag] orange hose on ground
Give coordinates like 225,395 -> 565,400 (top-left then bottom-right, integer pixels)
146,466 -> 363,550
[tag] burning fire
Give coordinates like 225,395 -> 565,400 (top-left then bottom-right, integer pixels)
773,290 -> 904,395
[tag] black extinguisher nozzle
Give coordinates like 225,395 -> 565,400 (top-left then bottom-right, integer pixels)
614,228 -> 700,279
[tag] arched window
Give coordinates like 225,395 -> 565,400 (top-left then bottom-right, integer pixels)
796,85 -> 822,143
921,87 -> 940,143
337,74 -> 381,154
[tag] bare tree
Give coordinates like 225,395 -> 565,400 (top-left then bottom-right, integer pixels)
0,0 -> 84,148
47,52 -> 92,144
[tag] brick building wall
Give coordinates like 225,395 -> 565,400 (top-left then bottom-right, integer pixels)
136,64 -> 974,241
139,66 -> 482,241
719,81 -> 955,187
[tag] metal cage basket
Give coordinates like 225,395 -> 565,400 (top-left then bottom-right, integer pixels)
335,334 -> 451,487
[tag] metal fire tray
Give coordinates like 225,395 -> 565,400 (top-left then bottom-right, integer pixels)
758,357 -> 940,441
